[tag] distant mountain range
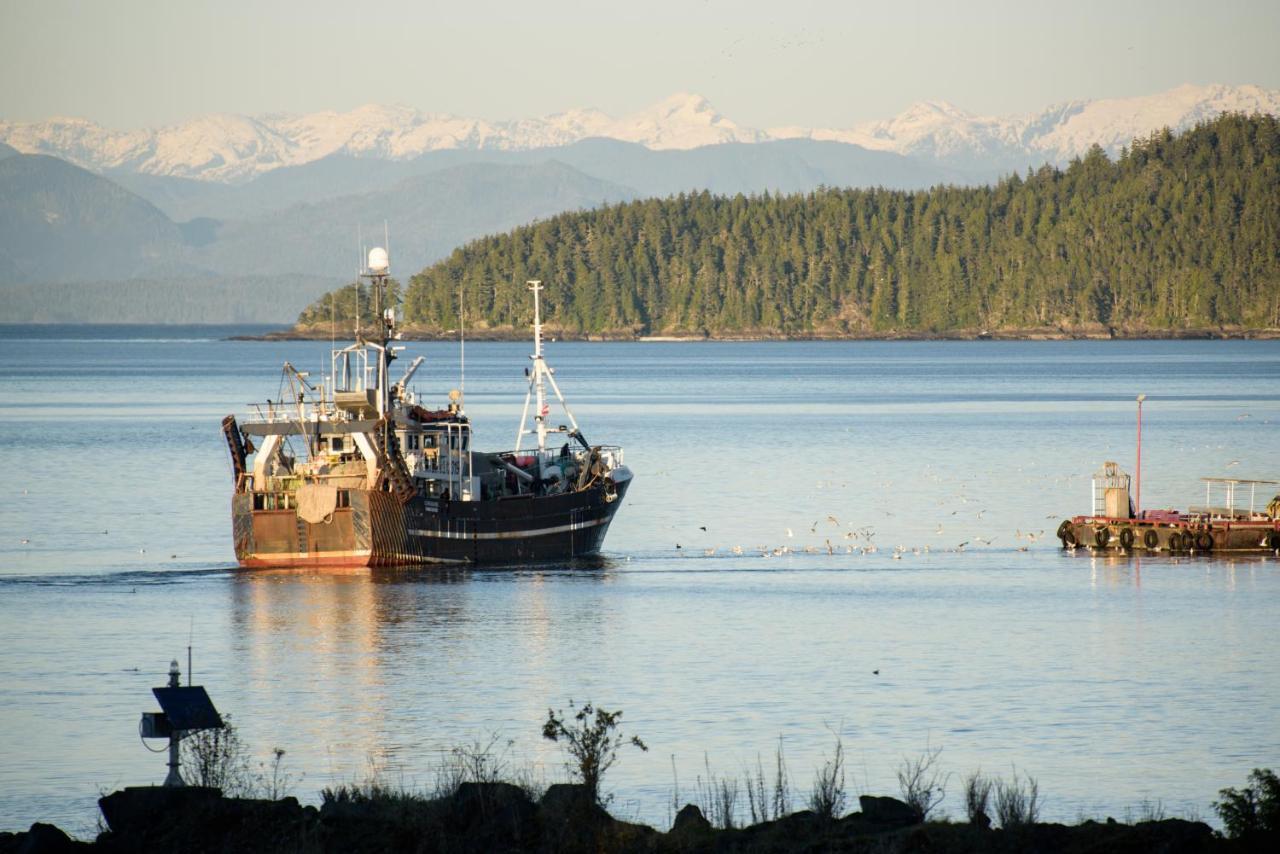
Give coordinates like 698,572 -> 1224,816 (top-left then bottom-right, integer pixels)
4,84 -> 1278,182
2,82 -> 1277,324
0,138 -> 950,285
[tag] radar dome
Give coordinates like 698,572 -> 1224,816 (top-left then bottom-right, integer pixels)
367,247 -> 389,274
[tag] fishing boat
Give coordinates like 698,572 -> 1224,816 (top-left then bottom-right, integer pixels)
222,248 -> 632,566
1056,462 -> 1280,554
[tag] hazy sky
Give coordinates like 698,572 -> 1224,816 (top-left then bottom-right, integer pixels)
2,0 -> 1278,129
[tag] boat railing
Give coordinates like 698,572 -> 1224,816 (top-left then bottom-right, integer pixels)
1187,506 -> 1272,522
493,445 -> 624,471
596,445 -> 624,469
243,400 -> 315,424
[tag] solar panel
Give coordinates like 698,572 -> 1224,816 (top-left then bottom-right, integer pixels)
152,686 -> 224,731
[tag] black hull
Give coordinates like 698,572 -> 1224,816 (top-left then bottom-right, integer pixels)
234,477 -> 630,567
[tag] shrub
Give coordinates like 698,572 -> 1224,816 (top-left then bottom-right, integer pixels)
258,747 -> 300,800
542,701 -> 647,805
771,738 -> 792,819
1134,798 -> 1166,822
897,746 -> 949,821
808,734 -> 846,821
180,714 -> 253,795
993,768 -> 1040,827
1214,768 -> 1280,839
963,770 -> 993,825
694,755 -> 741,829
744,739 -> 791,824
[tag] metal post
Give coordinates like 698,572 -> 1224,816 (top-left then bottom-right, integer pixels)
529,281 -> 548,452
1135,394 -> 1145,519
163,659 -> 184,787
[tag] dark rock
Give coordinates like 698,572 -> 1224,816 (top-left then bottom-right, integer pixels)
97,786 -> 222,837
858,795 -> 918,828
737,810 -> 826,850
453,781 -> 534,818
96,788 -> 315,853
539,783 -> 610,824
670,803 -> 711,836
1097,818 -> 1217,853
449,781 -> 538,849
14,824 -> 83,854
538,784 -> 657,854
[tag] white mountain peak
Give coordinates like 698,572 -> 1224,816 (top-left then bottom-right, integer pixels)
901,99 -> 970,119
652,91 -> 716,114
3,83 -> 1277,182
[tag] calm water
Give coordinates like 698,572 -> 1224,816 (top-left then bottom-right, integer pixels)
1,325 -> 1278,836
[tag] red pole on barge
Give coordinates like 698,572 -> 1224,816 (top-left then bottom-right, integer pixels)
1136,394 -> 1146,519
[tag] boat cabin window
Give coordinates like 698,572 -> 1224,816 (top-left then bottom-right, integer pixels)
330,437 -> 345,452
406,434 -> 419,450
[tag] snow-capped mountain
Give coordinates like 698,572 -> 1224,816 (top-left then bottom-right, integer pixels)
3,84 -> 1276,183
775,84 -> 1280,170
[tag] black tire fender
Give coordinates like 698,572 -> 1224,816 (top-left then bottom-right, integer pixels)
1094,527 -> 1110,548
1062,528 -> 1077,547
1196,531 -> 1214,551
1119,528 -> 1135,549
1142,529 -> 1159,549
1057,520 -> 1074,540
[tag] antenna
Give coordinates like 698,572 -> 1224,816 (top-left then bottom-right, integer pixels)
187,616 -> 193,687
459,286 -> 466,407
356,226 -> 363,339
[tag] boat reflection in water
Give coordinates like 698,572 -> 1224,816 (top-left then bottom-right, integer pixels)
225,561 -> 615,779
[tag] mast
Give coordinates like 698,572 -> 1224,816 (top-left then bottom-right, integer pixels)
515,280 -> 582,453
459,286 -> 466,409
531,280 -> 548,452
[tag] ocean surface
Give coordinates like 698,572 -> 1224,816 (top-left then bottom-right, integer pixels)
1,324 -> 1278,837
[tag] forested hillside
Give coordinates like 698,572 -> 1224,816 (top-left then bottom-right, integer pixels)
299,114 -> 1280,338
0,153 -> 186,283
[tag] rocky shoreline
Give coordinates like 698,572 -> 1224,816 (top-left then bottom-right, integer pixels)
234,324 -> 1280,343
1,783 -> 1267,854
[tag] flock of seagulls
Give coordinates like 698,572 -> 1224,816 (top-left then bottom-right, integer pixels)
663,421 -> 1273,562
12,521 -> 177,559
671,519 -> 1061,562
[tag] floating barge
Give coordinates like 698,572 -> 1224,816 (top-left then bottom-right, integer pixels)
1057,462 -> 1280,554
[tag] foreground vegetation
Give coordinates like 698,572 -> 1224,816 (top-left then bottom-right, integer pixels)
3,702 -> 1277,852
295,113 -> 1280,339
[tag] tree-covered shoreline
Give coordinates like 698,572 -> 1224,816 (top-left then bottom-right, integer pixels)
293,114 -> 1280,339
